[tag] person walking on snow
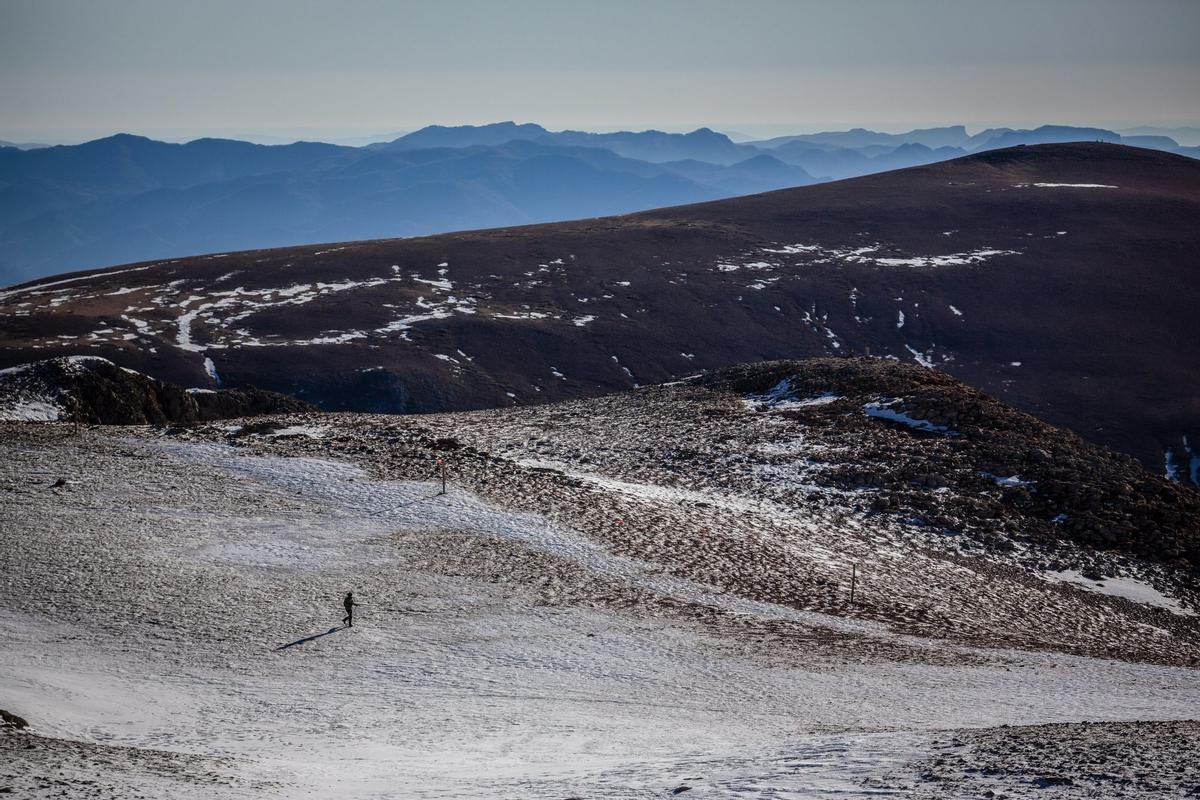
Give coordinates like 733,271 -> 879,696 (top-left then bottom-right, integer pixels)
343,591 -> 358,628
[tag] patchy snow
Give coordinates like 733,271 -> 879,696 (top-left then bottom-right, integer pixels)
203,357 -> 221,387
413,277 -> 453,291
0,264 -> 154,303
1045,571 -> 1195,617
374,296 -> 476,337
1184,436 -> 1200,486
744,381 -> 843,412
1028,183 -> 1118,189
981,473 -> 1033,488
749,242 -> 1019,270
897,310 -> 906,328
572,315 -> 596,327
864,400 -> 949,433
1164,448 -> 1181,481
0,399 -> 62,421
610,355 -> 637,384
300,331 -> 368,345
265,425 -> 330,439
0,363 -> 35,378
781,393 -> 842,408
905,345 -> 934,368
18,268 -> 497,351
175,309 -> 206,352
761,243 -> 821,254
949,305 -> 963,316
873,249 -> 1020,268
493,310 -> 551,320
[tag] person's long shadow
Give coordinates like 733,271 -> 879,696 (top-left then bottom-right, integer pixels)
274,625 -> 345,651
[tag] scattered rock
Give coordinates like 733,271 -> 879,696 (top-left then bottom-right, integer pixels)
0,710 -> 28,731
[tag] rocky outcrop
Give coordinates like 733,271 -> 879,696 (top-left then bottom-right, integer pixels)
0,710 -> 28,731
708,358 -> 1200,569
0,356 -> 312,424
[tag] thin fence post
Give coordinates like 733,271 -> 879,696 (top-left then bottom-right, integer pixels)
849,563 -> 857,606
437,459 -> 447,496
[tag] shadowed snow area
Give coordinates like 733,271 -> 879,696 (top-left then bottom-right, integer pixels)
2,422 -> 1198,798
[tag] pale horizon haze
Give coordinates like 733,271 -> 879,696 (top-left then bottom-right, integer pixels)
1,0 -> 1198,145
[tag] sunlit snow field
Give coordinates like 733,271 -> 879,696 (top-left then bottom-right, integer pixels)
2,431 -> 1197,798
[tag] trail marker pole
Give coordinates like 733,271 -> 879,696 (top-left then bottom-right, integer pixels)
849,563 -> 857,606
437,459 -> 447,496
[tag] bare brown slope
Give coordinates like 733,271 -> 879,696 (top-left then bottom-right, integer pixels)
0,143 -> 1196,475
150,356 -> 1200,664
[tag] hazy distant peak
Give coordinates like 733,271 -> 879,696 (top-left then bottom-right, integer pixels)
389,121 -> 551,150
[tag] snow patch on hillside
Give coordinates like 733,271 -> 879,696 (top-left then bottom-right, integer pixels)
981,473 -> 1033,488
750,243 -> 1019,270
1022,183 -> 1119,189
743,380 -> 843,412
203,357 -> 220,387
0,398 -> 62,421
0,264 -> 154,303
1046,571 -> 1195,617
864,400 -> 949,433
874,249 -> 1019,268
905,345 -> 934,368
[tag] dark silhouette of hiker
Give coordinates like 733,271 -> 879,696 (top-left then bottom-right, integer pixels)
343,592 -> 358,627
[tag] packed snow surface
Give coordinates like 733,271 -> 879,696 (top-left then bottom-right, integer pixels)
1,429 -> 1197,798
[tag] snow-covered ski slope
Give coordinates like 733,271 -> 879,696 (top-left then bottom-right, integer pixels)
2,416 -> 1198,798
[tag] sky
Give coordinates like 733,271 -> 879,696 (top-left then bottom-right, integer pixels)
1,0 -> 1198,144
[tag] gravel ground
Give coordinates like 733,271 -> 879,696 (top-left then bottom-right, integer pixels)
0,730 -> 271,799
901,720 -> 1200,798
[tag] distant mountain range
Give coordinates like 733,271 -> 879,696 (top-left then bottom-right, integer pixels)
1,122 -> 1196,285
0,140 -> 51,150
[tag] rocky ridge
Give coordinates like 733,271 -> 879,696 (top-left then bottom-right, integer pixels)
0,356 -> 312,424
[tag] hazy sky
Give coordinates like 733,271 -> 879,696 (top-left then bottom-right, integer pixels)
2,0 -> 1198,144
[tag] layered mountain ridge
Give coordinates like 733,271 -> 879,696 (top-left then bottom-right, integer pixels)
1,143 -> 1196,479
3,121 -> 1197,285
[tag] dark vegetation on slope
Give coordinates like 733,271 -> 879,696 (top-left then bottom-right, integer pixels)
0,356 -> 312,424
